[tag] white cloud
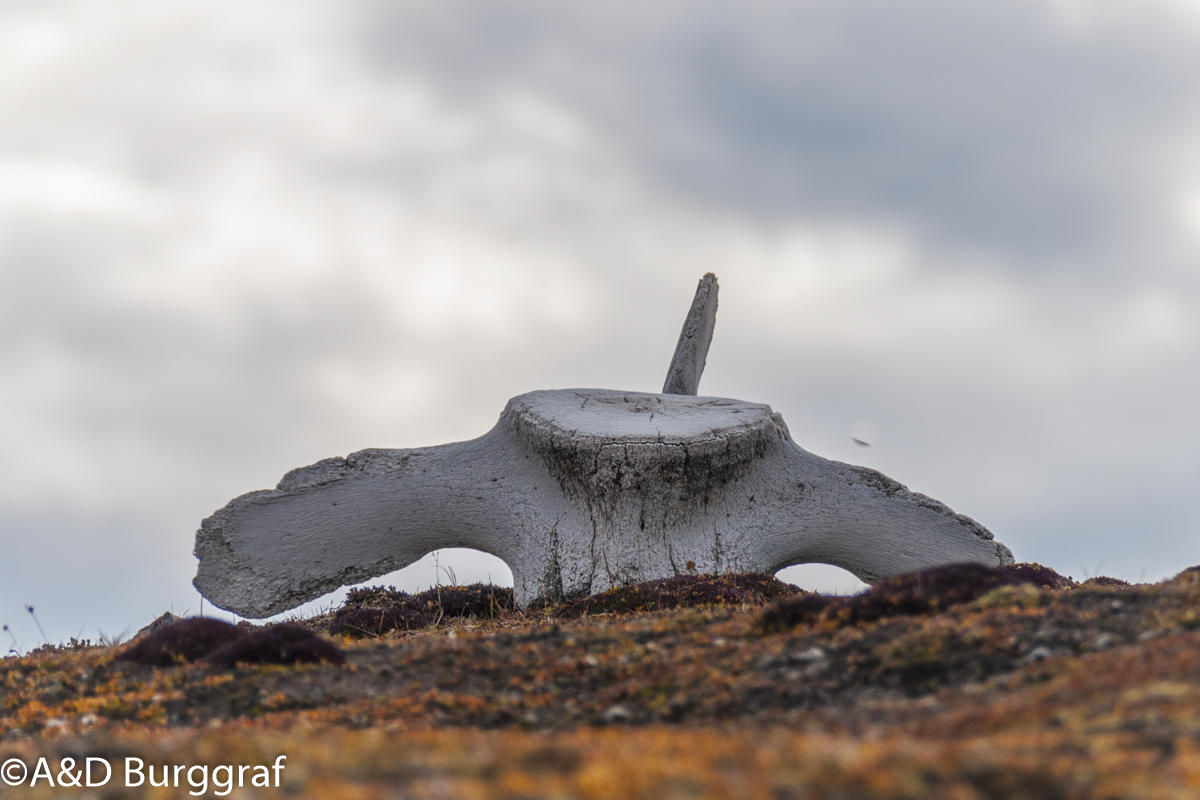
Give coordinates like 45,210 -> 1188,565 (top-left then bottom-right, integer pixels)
4,0 -> 1200,640
1179,188 -> 1200,244
1110,289 -> 1193,359
0,159 -> 163,221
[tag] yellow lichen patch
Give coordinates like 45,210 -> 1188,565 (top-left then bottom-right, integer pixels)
1120,681 -> 1196,703
970,583 -> 1048,611
12,699 -> 51,728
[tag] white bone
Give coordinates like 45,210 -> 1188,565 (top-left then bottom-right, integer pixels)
662,273 -> 718,396
193,274 -> 1014,617
194,387 -> 1013,617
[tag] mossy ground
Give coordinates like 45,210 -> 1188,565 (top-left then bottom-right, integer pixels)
4,566 -> 1200,798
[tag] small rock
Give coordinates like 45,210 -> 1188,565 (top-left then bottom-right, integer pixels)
134,611 -> 182,639
791,646 -> 827,663
603,705 -> 631,724
1023,646 -> 1054,664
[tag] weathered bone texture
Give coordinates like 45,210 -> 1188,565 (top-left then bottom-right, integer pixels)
662,273 -> 718,395
194,389 -> 1014,617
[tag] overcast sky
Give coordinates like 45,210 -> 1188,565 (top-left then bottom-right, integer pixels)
3,0 -> 1200,649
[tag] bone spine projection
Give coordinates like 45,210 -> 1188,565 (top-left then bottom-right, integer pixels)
194,274 -> 1013,618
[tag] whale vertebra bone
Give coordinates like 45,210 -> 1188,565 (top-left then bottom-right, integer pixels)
663,272 -> 718,396
194,275 -> 1013,617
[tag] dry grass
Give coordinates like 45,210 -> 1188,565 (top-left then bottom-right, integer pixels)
3,566 -> 1200,798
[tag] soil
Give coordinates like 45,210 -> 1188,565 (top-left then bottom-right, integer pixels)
3,565 -> 1200,799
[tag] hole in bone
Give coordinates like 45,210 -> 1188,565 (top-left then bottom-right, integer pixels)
248,549 -> 515,624
775,563 -> 870,597
367,548 -> 515,592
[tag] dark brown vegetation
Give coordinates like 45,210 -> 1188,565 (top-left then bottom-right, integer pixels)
117,619 -> 344,668
551,572 -> 801,618
115,618 -> 244,667
1001,561 -> 1074,589
327,582 -> 515,637
204,622 -> 345,668
4,562 -> 1200,798
759,561 -> 1073,631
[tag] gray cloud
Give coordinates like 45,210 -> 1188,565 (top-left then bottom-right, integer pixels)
3,0 -> 1200,645
360,0 -> 1200,265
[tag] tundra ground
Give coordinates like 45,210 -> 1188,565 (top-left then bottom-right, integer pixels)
3,567 -> 1200,799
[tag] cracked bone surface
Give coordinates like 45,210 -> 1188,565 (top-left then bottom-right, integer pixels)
194,278 -> 1014,617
